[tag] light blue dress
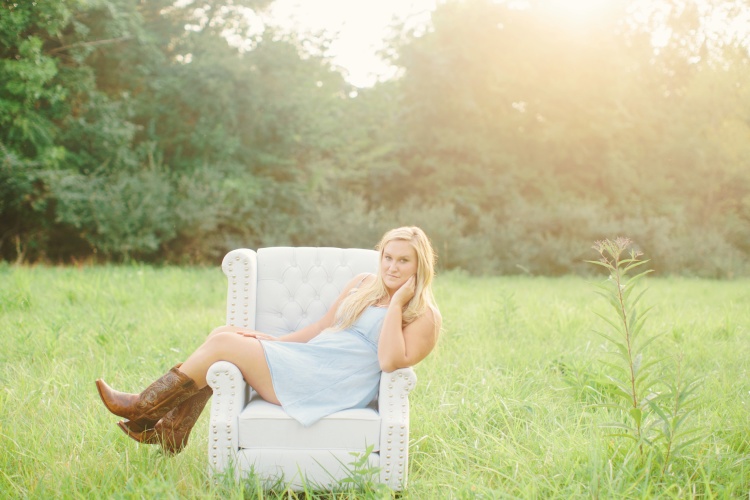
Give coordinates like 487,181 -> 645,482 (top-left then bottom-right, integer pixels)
259,305 -> 387,427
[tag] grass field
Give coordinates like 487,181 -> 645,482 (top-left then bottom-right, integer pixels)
1,262 -> 749,498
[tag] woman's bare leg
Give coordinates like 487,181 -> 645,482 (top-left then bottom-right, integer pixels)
179,332 -> 280,405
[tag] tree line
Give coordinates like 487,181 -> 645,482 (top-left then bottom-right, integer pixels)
2,0 -> 749,276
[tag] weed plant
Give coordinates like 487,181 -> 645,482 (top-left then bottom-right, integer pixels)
587,238 -> 702,479
0,262 -> 749,498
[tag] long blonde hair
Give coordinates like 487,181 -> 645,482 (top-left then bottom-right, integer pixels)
333,226 -> 439,330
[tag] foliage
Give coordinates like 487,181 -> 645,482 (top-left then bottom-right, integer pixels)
0,0 -> 349,262
587,237 -> 702,477
369,0 -> 750,276
1,0 -> 750,275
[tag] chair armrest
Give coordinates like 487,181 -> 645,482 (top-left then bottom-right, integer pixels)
378,367 -> 417,490
222,248 -> 257,329
206,361 -> 248,479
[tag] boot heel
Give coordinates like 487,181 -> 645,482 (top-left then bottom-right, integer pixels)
117,420 -> 160,444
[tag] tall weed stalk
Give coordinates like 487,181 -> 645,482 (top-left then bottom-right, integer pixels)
588,237 -> 701,475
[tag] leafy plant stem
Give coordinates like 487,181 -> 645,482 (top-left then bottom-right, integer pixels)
614,257 -> 640,439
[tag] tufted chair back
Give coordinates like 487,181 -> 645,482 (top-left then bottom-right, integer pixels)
222,247 -> 378,334
255,247 -> 378,335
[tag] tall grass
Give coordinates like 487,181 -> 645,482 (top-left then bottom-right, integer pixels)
1,262 -> 749,498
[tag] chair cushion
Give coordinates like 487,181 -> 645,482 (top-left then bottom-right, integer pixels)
238,397 -> 381,452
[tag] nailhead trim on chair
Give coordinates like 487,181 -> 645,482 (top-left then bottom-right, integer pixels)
223,249 -> 257,330
378,367 -> 417,489
207,361 -> 247,483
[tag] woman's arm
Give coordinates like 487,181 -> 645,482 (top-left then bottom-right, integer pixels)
235,273 -> 372,343
377,277 -> 441,372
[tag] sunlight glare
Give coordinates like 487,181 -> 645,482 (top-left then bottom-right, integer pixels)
541,0 -> 612,25
266,0 -> 436,87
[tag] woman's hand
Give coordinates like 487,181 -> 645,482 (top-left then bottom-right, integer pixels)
234,329 -> 278,341
391,275 -> 416,307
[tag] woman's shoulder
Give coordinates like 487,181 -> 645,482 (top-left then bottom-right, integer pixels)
411,303 -> 441,331
354,272 -> 376,287
344,272 -> 373,287
424,304 -> 442,326
342,272 -> 376,298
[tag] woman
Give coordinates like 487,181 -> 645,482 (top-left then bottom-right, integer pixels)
96,226 -> 442,454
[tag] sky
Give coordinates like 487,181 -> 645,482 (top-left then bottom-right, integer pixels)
262,0 -> 437,87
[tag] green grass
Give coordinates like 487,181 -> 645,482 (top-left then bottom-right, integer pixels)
1,263 -> 749,498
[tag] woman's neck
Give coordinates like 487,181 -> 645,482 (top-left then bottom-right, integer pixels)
374,293 -> 391,308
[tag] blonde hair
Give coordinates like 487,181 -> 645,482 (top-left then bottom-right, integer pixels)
333,226 -> 439,331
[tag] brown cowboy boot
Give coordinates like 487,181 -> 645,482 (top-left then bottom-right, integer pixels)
117,386 -> 213,454
113,364 -> 186,433
95,365 -> 199,426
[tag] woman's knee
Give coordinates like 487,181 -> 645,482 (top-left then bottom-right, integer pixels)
204,331 -> 258,355
205,331 -> 233,347
207,326 -> 228,339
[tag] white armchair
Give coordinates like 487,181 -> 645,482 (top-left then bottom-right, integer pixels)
206,247 -> 417,490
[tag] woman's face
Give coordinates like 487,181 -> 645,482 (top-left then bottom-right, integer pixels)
381,240 -> 418,293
